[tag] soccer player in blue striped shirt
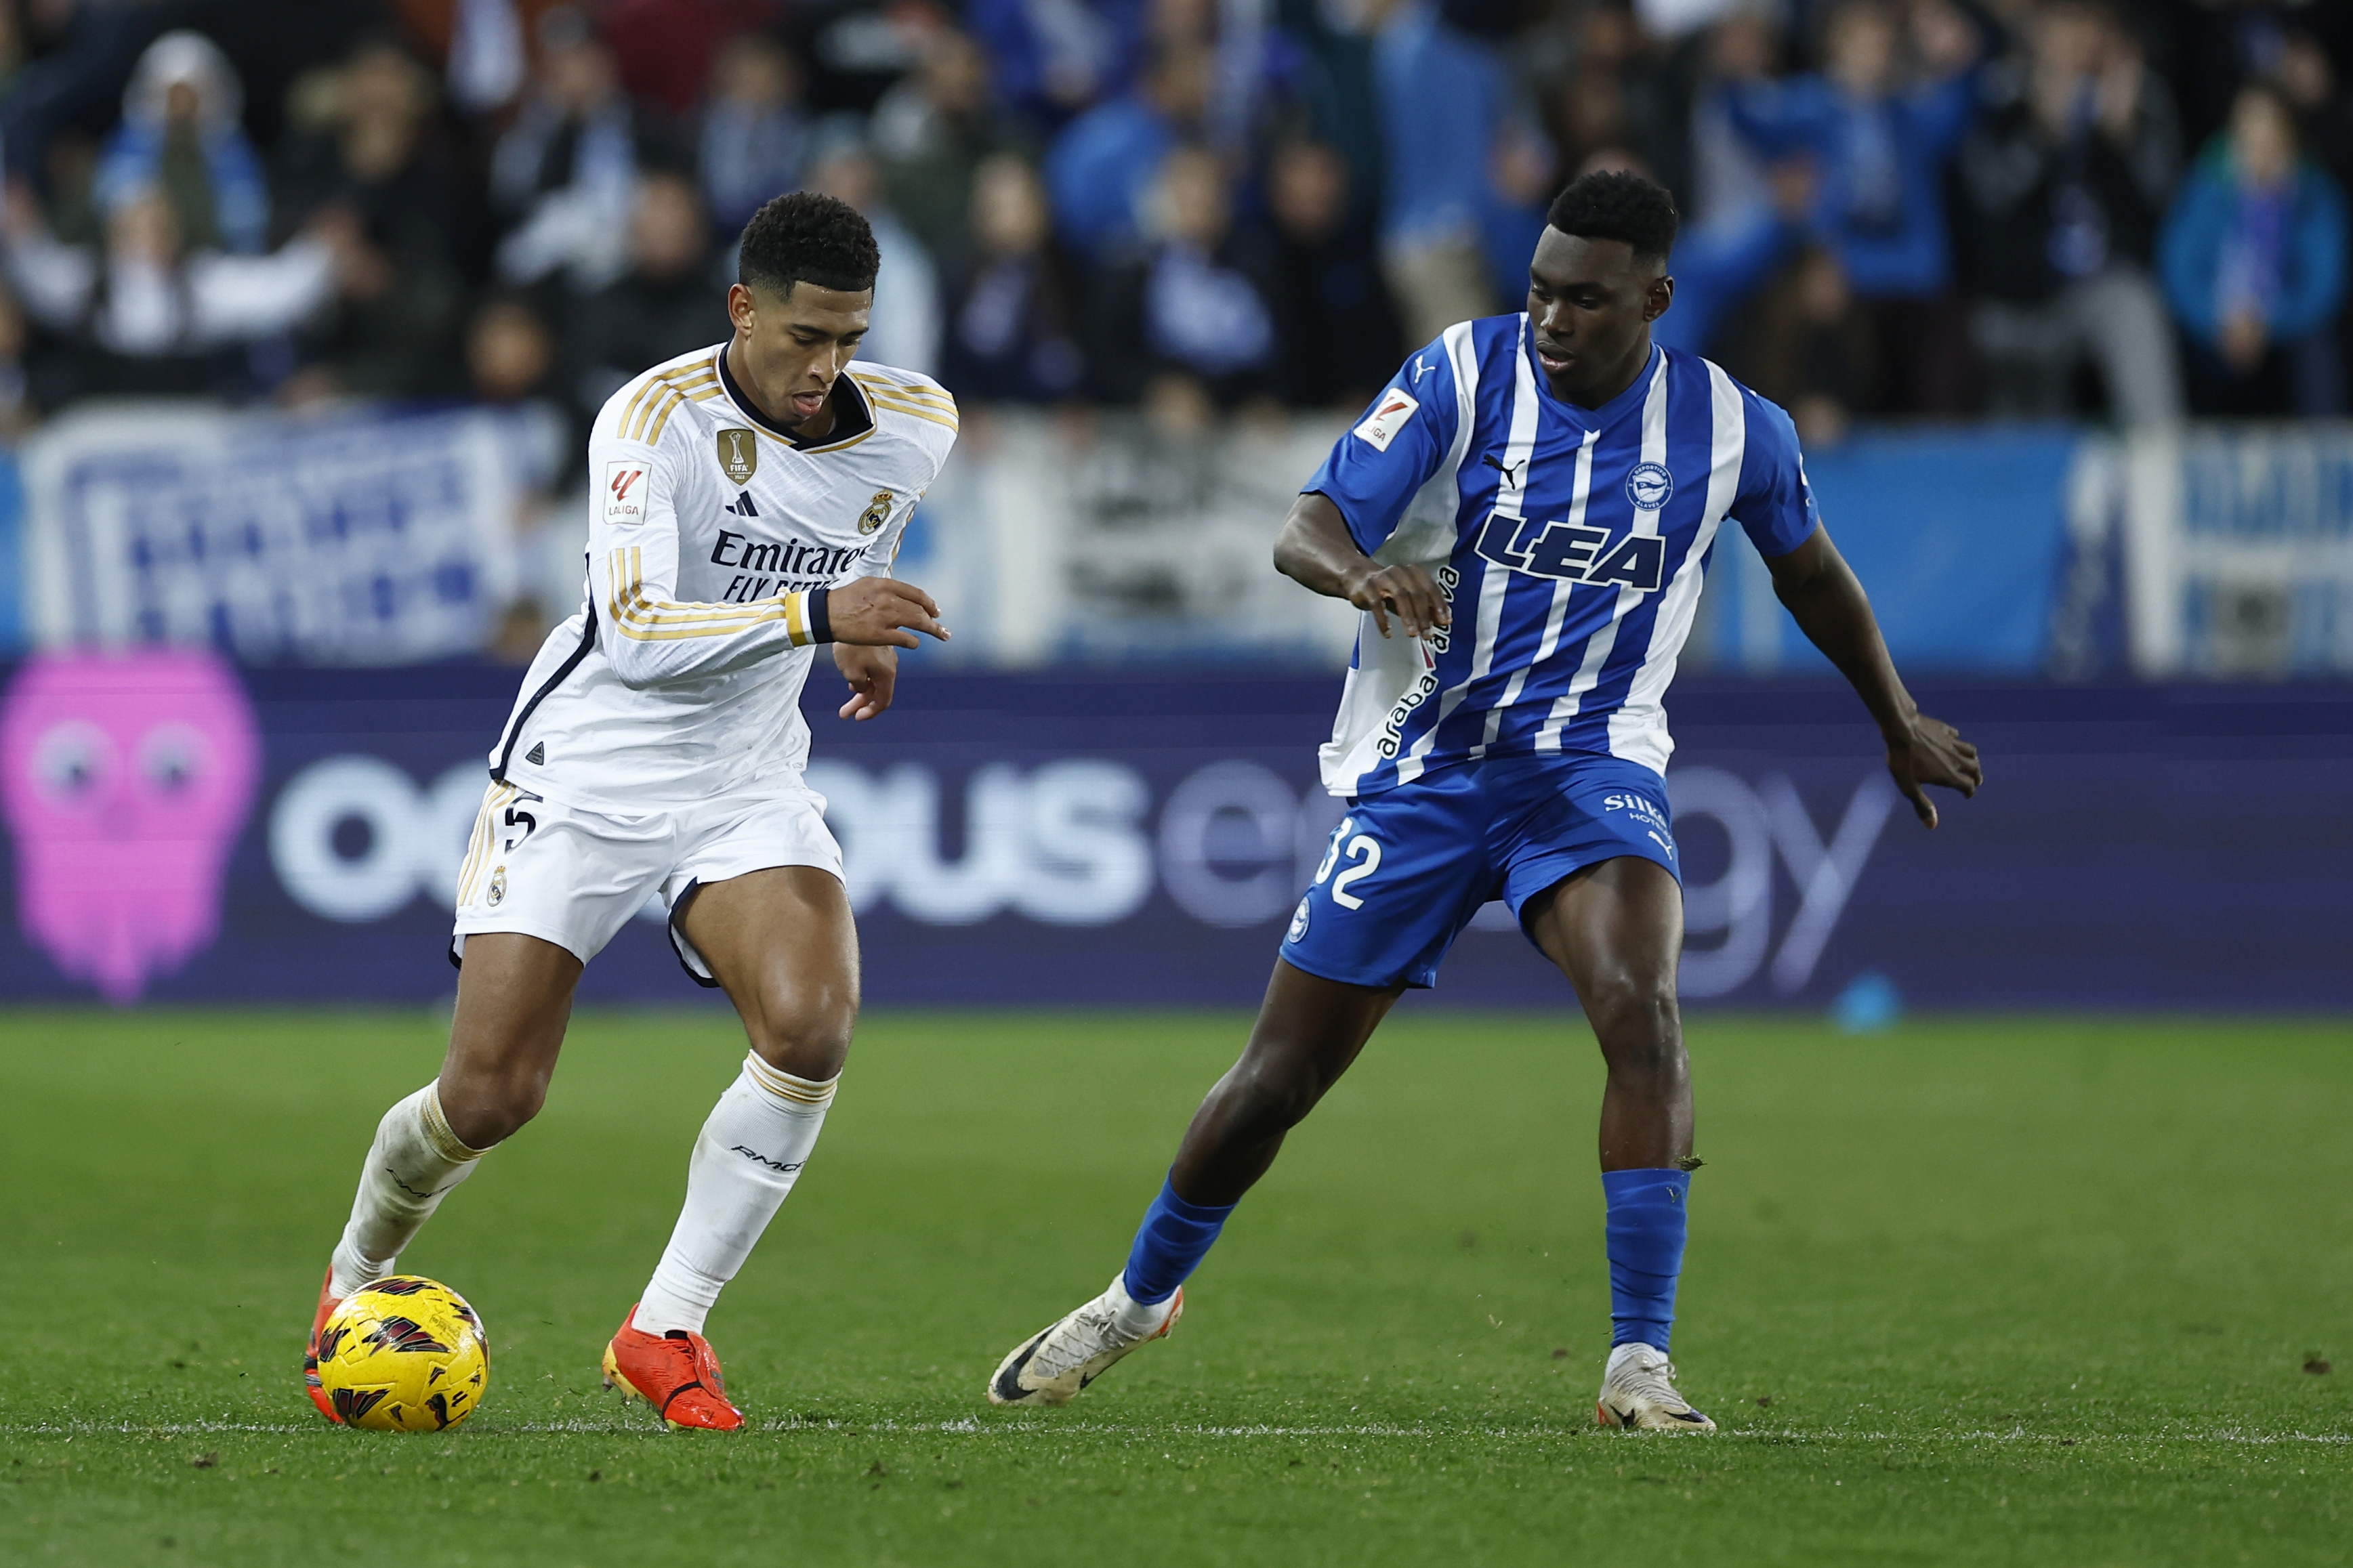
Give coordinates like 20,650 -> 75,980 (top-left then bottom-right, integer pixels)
989,171 -> 1982,1428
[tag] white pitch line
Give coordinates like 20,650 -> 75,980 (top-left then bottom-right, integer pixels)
2,1420 -> 2348,1445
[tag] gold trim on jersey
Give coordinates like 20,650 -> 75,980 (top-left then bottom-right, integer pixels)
642,383 -> 722,447
850,372 -> 959,431
848,371 -> 956,407
619,356 -> 722,442
867,397 -> 959,433
789,422 -> 877,455
456,781 -> 518,906
604,547 -> 816,646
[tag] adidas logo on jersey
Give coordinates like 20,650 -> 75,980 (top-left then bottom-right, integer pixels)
1473,510 -> 1667,591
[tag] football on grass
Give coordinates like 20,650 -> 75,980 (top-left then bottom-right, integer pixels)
315,1276 -> 489,1431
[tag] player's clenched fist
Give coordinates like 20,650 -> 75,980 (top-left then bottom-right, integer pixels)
829,576 -> 949,648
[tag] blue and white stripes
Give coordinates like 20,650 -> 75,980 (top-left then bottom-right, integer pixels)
1307,317 -> 1818,798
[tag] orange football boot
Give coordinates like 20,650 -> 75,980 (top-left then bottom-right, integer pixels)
303,1266 -> 343,1423
602,1305 -> 745,1431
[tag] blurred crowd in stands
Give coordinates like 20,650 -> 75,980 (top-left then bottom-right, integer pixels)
0,0 -> 2346,456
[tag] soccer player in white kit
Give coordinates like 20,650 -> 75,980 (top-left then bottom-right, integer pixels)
303,193 -> 955,1431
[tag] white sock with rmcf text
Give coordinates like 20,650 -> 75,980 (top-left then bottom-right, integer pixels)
633,1055 -> 837,1336
329,1083 -> 487,1299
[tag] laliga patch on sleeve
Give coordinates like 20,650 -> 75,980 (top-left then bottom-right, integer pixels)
1352,389 -> 1421,452
604,461 -> 650,527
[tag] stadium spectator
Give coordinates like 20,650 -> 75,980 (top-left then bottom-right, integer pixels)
93,30 -> 270,256
966,0 -> 1146,127
0,0 -> 163,183
698,29 -> 809,234
602,0 -> 785,119
0,278 -> 34,439
38,129 -> 101,247
1045,39 -> 1210,261
1370,0 -> 1509,343
1262,136 -> 1400,410
465,289 -> 558,406
806,130 -> 941,375
1484,111 -> 1560,306
1648,153 -> 1816,361
2161,83 -> 2348,418
1144,0 -> 1293,161
273,40 -> 476,401
461,288 -> 573,654
1,184 -> 343,403
1718,0 -> 1980,414
567,169 -> 732,419
430,0 -> 578,115
940,150 -> 1087,402
778,0 -> 944,118
2273,31 -> 2353,195
1741,244 -> 1875,446
1532,0 -> 1686,204
1084,142 -> 1280,407
872,28 -> 1038,274
489,7 -> 653,292
1684,7 -> 1781,230
1957,0 -> 2183,424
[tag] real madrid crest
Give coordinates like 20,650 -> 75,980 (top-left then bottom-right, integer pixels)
487,866 -> 507,908
858,490 -> 893,535
716,427 -> 757,486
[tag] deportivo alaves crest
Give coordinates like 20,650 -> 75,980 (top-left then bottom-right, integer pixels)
717,427 -> 757,485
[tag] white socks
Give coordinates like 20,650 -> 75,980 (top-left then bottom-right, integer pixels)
633,1053 -> 838,1336
329,1083 -> 488,1299
1107,1273 -> 1173,1340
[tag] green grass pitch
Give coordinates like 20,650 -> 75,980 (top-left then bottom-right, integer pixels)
2,1006 -> 2348,1566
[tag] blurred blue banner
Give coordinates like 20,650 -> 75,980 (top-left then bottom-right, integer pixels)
1,656 -> 2345,1011
1712,425 -> 2081,675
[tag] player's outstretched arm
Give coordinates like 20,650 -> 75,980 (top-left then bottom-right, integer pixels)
1763,526 -> 1983,828
1272,492 -> 1452,640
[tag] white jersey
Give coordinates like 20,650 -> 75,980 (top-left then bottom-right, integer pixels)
488,343 -> 958,811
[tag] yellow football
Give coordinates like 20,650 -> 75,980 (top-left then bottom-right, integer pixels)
314,1276 -> 489,1431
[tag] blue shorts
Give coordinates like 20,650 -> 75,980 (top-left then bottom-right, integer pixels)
1280,753 -> 1679,990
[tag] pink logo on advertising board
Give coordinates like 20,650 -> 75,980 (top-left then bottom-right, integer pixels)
0,650 -> 260,1003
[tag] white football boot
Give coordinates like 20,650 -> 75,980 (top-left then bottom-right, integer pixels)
1595,1342 -> 1717,1432
986,1274 -> 1182,1407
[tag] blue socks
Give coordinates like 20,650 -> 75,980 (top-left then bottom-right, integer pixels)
1121,1175 -> 1236,1305
1602,1167 -> 1691,1352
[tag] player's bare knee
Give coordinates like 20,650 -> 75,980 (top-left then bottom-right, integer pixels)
1218,1056 -> 1323,1137
1585,975 -> 1683,1078
743,997 -> 854,1082
440,1068 -> 547,1148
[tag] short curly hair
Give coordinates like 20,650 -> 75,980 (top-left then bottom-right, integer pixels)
1545,171 -> 1680,263
738,191 -> 879,297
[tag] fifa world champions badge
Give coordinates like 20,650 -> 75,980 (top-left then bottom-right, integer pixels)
717,427 -> 757,485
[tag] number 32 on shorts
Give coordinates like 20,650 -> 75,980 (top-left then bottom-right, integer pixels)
1312,817 -> 1382,910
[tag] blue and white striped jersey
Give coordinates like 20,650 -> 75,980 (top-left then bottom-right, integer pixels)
1306,317 -> 1820,797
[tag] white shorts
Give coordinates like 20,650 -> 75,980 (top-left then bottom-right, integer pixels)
449,776 -> 843,986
